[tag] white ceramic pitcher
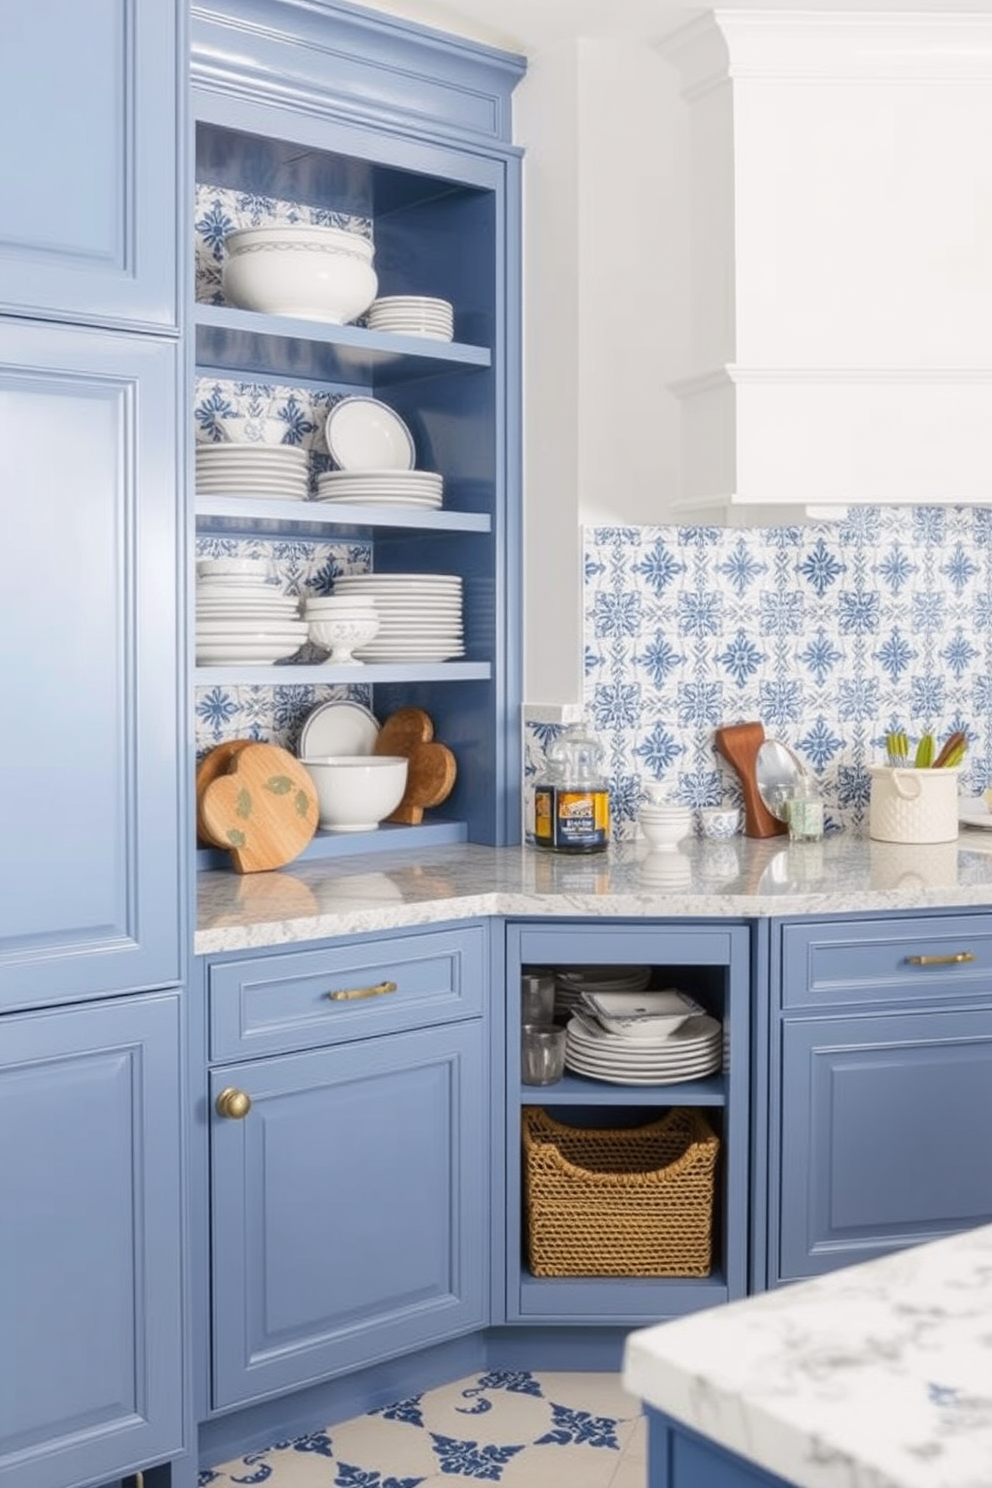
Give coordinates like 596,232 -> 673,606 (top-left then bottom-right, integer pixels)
868,765 -> 959,844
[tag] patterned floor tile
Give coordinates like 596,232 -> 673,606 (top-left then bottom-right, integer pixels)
529,1372 -> 643,1424
606,1451 -> 648,1488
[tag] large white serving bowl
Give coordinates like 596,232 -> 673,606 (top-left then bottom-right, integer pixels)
221,224 -> 378,324
302,755 -> 408,831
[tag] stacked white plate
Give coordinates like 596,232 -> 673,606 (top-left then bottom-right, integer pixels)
564,1010 -> 723,1086
552,965 -> 651,1022
367,296 -> 454,342
196,571 -> 308,665
330,573 -> 464,662
195,443 -> 309,501
315,469 -> 443,509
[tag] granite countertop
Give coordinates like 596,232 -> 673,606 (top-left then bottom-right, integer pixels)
196,829 -> 992,954
622,1223 -> 992,1488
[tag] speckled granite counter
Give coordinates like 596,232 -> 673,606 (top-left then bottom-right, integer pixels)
196,830 -> 992,954
623,1222 -> 992,1488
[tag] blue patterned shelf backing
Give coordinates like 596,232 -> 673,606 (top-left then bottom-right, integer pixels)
524,507 -> 992,841
194,183 -> 372,306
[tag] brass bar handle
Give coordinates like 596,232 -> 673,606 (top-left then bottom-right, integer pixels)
215,1087 -> 252,1119
327,979 -> 398,1002
905,952 -> 976,966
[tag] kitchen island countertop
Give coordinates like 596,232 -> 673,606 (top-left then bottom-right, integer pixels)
623,1221 -> 992,1488
196,829 -> 992,954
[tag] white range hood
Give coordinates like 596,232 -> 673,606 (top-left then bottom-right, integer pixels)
663,10 -> 992,518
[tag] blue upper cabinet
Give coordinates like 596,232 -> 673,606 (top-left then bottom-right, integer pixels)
0,0 -> 182,331
0,319 -> 184,1010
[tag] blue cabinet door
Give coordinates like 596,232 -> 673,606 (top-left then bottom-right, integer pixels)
0,0 -> 180,330
209,1020 -> 487,1410
0,320 -> 183,1009
0,992 -> 184,1488
777,1009 -> 992,1281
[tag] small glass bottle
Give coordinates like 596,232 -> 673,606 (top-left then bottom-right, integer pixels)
786,779 -> 825,842
533,722 -> 611,854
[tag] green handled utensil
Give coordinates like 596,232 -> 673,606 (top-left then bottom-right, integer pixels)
885,729 -> 909,766
914,733 -> 935,768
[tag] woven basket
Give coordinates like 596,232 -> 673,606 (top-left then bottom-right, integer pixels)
522,1105 -> 719,1277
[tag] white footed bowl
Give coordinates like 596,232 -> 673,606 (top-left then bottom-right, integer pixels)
302,755 -> 408,831
222,224 -> 378,324
307,612 -> 380,663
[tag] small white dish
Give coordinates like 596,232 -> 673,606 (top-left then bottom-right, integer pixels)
958,798 -> 992,830
325,397 -> 415,471
298,699 -> 380,759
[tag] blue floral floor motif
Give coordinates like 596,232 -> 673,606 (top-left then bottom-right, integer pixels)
198,1371 -> 645,1488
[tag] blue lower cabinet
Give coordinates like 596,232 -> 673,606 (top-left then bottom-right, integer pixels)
0,993 -> 184,1488
647,1411 -> 794,1488
777,1007 -> 992,1281
209,1020 -> 487,1410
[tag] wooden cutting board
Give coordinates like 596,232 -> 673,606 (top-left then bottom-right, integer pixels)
196,739 -> 255,846
200,742 -> 318,872
373,708 -> 456,824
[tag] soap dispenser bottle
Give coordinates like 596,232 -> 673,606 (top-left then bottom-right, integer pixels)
533,722 -> 611,853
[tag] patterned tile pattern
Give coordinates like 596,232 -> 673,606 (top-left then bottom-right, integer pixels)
198,1371 -> 644,1488
524,507 -> 992,842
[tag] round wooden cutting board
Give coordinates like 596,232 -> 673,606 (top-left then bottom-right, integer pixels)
200,743 -> 318,872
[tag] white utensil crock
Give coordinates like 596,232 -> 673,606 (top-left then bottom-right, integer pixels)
868,765 -> 959,844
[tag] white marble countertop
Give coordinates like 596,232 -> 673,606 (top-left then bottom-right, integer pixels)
196,829 -> 992,954
623,1223 -> 992,1488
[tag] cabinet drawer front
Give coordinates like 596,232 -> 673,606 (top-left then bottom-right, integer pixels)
781,915 -> 992,1008
208,924 -> 486,1060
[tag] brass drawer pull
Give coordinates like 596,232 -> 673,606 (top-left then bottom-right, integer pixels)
327,979 -> 398,1002
905,951 -> 976,966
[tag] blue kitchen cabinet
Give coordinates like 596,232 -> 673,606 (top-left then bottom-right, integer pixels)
0,992 -> 184,1488
766,913 -> 992,1285
644,1411 -> 794,1488
203,925 -> 489,1412
190,0 -> 525,854
0,318 -> 184,1011
0,0 -> 181,330
501,921 -> 752,1330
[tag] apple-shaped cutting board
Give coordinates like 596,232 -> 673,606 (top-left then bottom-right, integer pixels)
373,707 -> 457,824
200,742 -> 318,872
195,739 -> 255,846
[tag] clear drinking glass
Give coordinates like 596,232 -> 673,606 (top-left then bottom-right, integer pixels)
521,1024 -> 567,1085
521,973 -> 556,1025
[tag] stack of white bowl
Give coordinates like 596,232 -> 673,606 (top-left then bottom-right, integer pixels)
196,558 -> 308,665
221,223 -> 377,326
303,595 -> 380,665
195,442 -> 309,502
638,796 -> 693,851
367,295 -> 453,342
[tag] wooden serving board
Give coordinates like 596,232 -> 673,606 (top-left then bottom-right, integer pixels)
373,708 -> 456,824
195,739 -> 255,846
200,742 -> 318,872
714,721 -> 786,839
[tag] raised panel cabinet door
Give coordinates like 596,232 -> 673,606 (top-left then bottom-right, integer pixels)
0,0 -> 180,329
210,1020 -> 487,1410
777,1009 -> 992,1282
0,992 -> 184,1488
0,320 -> 183,1009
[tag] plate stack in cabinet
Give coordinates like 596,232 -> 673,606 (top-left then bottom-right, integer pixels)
0,5 -> 185,1488
191,0 -> 525,859
501,923 -> 752,1330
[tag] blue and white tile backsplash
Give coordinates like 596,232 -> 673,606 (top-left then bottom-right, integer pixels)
525,507 -> 992,841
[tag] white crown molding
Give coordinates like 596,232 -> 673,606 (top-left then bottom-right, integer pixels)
662,10 -> 992,97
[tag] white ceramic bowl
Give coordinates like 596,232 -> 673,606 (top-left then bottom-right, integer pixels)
222,224 -> 378,324
307,612 -> 380,663
638,804 -> 692,848
698,806 -> 742,839
302,755 -> 408,831
195,557 -> 271,579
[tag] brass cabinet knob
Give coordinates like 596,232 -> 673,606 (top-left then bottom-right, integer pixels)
215,1086 -> 252,1120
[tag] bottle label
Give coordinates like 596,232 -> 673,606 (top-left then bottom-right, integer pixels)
534,786 -> 609,850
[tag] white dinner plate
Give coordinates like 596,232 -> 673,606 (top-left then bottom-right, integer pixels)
562,1058 -> 722,1087
298,700 -> 380,759
332,573 -> 461,587
958,799 -> 992,830
195,444 -> 308,461
325,397 -> 415,471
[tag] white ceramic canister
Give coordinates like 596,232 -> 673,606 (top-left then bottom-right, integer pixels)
868,765 -> 959,844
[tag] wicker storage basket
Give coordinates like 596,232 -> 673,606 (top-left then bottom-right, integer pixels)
522,1105 -> 719,1277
